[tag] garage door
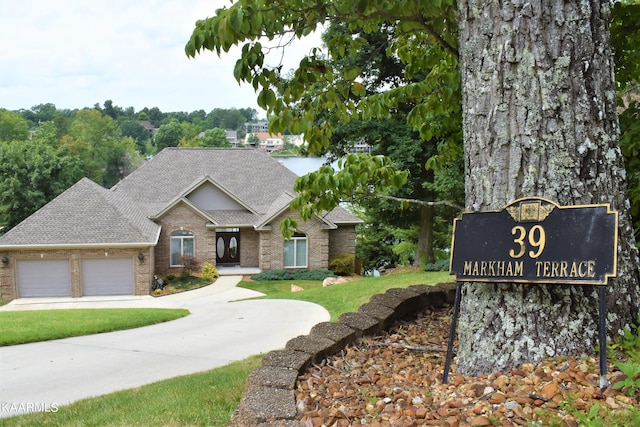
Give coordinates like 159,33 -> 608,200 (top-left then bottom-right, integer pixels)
81,258 -> 134,296
17,260 -> 71,298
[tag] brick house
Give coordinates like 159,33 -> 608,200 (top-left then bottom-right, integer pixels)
0,148 -> 361,301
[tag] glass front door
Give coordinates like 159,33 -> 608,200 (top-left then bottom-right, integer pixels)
216,232 -> 240,265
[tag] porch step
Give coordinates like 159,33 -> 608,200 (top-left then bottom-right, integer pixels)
217,266 -> 261,276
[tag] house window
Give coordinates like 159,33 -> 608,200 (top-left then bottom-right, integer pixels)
170,230 -> 194,266
284,233 -> 307,268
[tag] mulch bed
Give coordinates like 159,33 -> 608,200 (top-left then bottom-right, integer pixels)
295,306 -> 638,427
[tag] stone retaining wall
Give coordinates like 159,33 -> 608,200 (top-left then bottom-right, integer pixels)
232,282 -> 457,427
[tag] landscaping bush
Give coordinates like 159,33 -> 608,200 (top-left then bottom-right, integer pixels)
201,262 -> 220,281
329,253 -> 355,276
424,259 -> 450,271
250,269 -> 336,281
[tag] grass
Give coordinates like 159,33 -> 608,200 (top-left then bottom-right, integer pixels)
1,271 -> 451,425
0,308 -> 190,346
0,355 -> 262,427
240,270 -> 453,320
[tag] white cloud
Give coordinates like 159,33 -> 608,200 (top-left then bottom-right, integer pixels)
0,0 -> 323,115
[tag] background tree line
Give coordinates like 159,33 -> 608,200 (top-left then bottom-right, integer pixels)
0,102 -> 259,231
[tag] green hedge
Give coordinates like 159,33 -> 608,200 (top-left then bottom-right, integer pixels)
424,259 -> 450,272
250,269 -> 336,281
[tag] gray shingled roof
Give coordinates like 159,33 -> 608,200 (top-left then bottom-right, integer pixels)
112,148 -> 299,217
205,210 -> 259,226
255,192 -> 297,230
0,178 -> 160,247
0,148 -> 362,248
324,205 -> 363,224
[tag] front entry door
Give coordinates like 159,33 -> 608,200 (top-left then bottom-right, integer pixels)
216,232 -> 240,265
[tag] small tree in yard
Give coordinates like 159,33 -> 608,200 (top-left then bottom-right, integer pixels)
177,255 -> 201,278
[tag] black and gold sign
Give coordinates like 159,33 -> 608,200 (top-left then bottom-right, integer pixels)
449,197 -> 618,285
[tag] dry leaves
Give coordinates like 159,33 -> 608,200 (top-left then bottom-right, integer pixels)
295,307 -> 638,427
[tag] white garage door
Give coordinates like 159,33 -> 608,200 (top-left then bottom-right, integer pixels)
17,260 -> 71,298
82,258 -> 134,296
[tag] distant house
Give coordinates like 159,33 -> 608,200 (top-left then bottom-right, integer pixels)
245,121 -> 269,133
0,148 -> 361,301
139,120 -> 155,139
246,132 -> 285,153
225,130 -> 239,147
352,140 -> 373,154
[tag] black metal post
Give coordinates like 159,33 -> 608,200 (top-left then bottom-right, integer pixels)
597,285 -> 609,390
443,282 -> 463,384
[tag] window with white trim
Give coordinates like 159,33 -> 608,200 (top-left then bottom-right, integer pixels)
170,230 -> 194,266
283,233 -> 307,268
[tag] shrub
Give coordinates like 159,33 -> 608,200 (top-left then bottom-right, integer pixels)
165,274 -> 176,281
424,259 -> 450,271
177,255 -> 201,277
250,269 -> 336,281
329,253 -> 355,276
201,262 -> 220,281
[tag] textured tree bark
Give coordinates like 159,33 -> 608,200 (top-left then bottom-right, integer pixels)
456,0 -> 640,375
416,205 -> 435,266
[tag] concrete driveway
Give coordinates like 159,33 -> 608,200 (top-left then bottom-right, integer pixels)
0,276 -> 330,418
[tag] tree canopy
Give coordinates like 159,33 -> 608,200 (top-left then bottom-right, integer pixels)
186,0 -> 464,246
0,138 -> 82,230
0,109 -> 29,142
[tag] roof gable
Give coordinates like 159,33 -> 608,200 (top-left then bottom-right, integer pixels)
111,148 -> 299,217
185,177 -> 252,212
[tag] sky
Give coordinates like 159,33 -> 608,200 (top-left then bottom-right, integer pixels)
0,1 -> 323,115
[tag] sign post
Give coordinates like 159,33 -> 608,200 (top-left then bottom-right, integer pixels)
444,197 -> 618,388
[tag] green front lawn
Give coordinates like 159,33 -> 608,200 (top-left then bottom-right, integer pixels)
240,270 -> 452,320
0,308 -> 189,346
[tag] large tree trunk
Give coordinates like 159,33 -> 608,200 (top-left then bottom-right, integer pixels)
456,0 -> 640,376
415,205 -> 435,266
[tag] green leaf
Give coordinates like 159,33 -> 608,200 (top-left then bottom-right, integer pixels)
352,82 -> 366,97
257,89 -> 276,109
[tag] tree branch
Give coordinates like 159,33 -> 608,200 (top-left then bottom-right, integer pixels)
356,192 -> 463,211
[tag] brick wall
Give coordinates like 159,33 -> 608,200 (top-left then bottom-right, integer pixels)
154,202 -> 216,276
240,228 -> 259,268
260,212 -> 330,270
329,226 -> 357,259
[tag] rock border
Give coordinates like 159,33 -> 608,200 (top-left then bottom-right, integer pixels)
231,282 -> 457,427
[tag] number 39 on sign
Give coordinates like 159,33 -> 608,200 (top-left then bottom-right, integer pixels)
509,225 -> 545,259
